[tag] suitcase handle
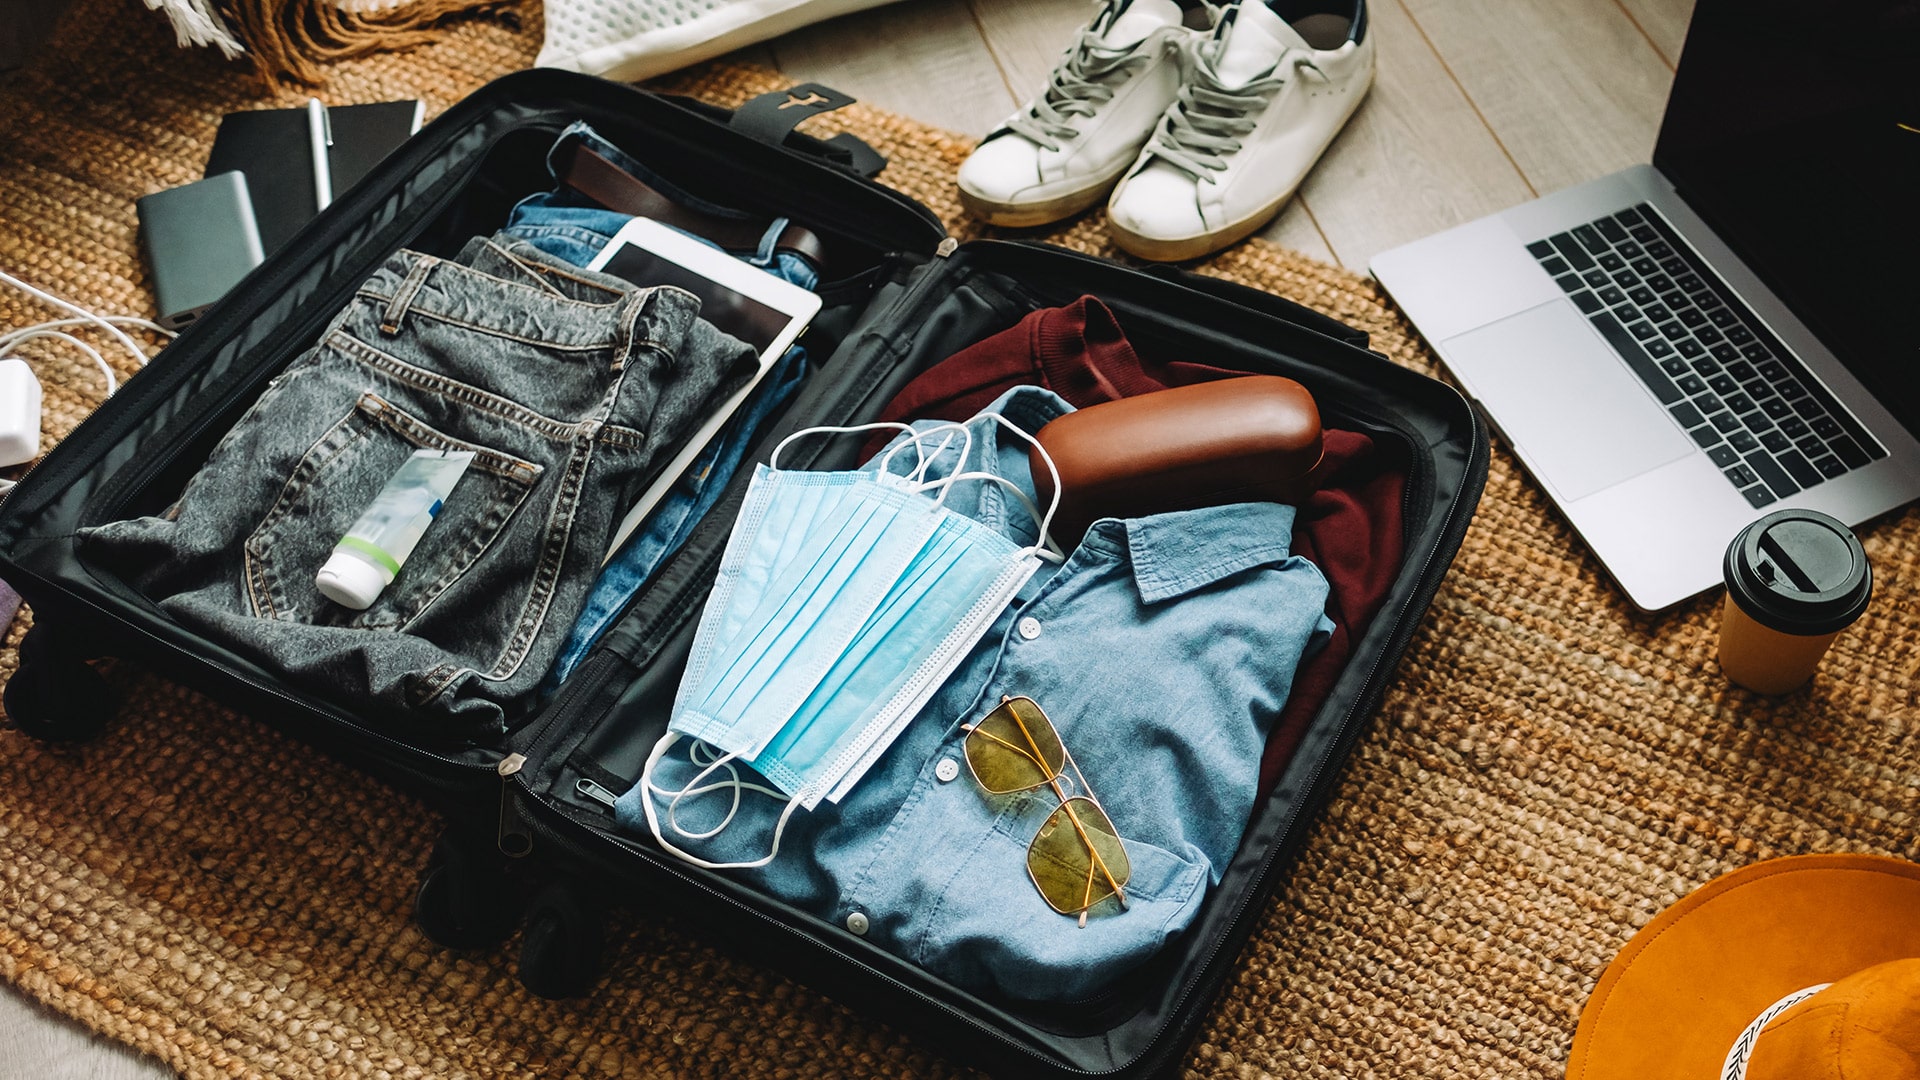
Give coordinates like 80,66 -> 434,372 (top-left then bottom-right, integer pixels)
725,83 -> 889,180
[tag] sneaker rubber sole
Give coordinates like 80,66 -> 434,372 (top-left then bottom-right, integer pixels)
1106,190 -> 1295,262
957,176 -> 1119,228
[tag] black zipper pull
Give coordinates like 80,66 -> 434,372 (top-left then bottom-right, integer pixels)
575,778 -> 619,809
497,753 -> 534,858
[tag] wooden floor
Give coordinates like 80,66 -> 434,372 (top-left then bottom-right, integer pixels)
754,0 -> 1693,269
0,0 -> 1691,1074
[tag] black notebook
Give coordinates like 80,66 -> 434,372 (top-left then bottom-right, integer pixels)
205,100 -> 424,255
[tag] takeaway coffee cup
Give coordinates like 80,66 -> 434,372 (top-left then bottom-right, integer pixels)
1719,508 -> 1872,694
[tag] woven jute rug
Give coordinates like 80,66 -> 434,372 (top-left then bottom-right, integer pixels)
4,3 -> 1917,1078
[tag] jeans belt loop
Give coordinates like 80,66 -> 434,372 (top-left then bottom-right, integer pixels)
380,256 -> 439,336
754,217 -> 790,268
612,285 -> 654,375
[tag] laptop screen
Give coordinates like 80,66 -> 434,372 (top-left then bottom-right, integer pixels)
1654,0 -> 1920,436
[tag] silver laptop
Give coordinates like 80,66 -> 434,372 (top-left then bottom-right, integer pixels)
1371,0 -> 1920,611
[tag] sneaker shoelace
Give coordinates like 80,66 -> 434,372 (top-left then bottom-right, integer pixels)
1004,25 -> 1161,151
1143,39 -> 1325,182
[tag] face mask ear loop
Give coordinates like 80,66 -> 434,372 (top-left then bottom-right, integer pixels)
639,732 -> 804,871
648,741 -> 788,814
909,414 -> 1066,560
919,470 -> 1066,564
770,421 -> 924,472
905,427 -> 963,486
877,422 -> 965,484
991,413 -> 1064,561
990,411 -> 1067,557
660,744 -> 756,841
893,426 -> 978,500
641,735 -> 743,835
877,425 -> 931,479
926,423 -> 975,510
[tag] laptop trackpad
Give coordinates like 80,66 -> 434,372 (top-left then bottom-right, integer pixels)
1444,301 -> 1695,502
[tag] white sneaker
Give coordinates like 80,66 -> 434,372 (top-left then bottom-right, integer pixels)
1107,0 -> 1374,261
957,0 -> 1210,228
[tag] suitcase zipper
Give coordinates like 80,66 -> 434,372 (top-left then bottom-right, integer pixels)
497,753 -> 534,857
488,649 -> 624,856
575,778 -> 619,808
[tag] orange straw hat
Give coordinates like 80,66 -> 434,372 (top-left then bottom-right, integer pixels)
1568,854 -> 1920,1080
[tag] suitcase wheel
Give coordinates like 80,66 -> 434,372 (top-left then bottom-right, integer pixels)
517,879 -> 604,1000
3,624 -> 114,742
413,826 -> 523,950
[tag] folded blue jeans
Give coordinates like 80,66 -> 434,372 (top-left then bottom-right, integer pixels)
502,121 -> 821,688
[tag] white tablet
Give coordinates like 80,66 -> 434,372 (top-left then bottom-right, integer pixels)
588,217 -> 822,562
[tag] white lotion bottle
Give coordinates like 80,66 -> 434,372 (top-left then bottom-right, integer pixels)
316,448 -> 474,610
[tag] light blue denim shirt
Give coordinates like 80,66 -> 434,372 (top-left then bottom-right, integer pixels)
621,387 -> 1333,1001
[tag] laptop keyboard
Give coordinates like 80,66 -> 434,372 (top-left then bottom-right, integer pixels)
1526,204 -> 1886,509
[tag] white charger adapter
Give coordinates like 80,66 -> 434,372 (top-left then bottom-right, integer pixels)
0,358 -> 45,469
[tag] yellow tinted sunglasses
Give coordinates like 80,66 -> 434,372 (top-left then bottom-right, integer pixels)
961,695 -> 1130,927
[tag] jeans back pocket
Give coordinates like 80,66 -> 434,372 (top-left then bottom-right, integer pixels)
244,391 -> 542,633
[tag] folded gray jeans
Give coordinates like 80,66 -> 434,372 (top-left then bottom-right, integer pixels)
82,235 -> 756,738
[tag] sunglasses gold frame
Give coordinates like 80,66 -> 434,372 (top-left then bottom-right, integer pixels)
961,695 -> 1131,927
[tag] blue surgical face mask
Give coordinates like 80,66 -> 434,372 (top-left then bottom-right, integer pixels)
636,418 -> 1064,869
670,467 -> 945,759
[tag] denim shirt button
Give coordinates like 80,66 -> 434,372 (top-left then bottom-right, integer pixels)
1017,616 -> 1042,640
935,758 -> 960,783
846,911 -> 869,936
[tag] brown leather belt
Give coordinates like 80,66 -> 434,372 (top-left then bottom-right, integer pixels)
558,142 -> 829,271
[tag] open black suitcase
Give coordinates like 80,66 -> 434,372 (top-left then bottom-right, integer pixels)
0,70 -> 1486,1079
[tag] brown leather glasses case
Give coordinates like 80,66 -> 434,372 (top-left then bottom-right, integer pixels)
1029,375 -> 1324,547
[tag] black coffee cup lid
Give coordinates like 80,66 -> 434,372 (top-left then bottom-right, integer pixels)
1723,509 -> 1871,635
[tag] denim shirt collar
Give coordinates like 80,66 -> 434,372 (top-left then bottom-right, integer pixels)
1099,502 -> 1300,604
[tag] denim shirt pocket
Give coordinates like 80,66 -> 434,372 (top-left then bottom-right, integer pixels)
909,796 -> 1210,1002
242,391 -> 542,632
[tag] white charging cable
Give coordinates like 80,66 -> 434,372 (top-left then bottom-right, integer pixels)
0,269 -> 172,392
0,269 -> 176,494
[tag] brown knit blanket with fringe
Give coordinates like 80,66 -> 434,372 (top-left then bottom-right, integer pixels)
150,0 -> 519,84
3,2 -> 1918,1078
